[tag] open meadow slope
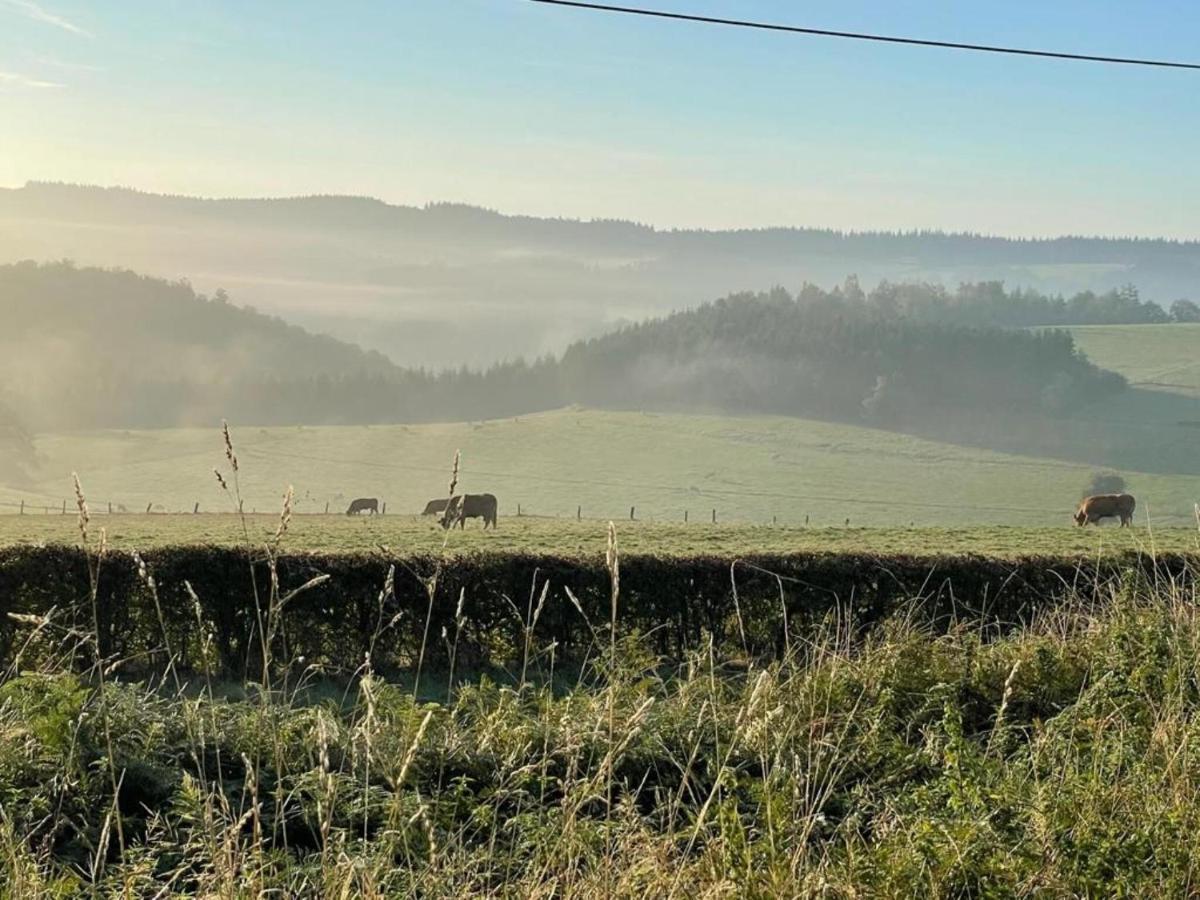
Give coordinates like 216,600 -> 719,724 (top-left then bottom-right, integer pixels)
1067,323 -> 1200,394
1,403 -> 1198,536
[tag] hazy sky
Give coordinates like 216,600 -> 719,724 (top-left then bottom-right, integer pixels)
2,0 -> 1198,236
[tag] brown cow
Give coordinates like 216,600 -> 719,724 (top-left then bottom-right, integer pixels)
1074,493 -> 1136,527
443,493 -> 498,529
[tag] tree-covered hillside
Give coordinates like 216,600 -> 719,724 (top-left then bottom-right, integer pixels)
0,262 -> 398,429
0,263 -> 1127,432
557,287 -> 1126,423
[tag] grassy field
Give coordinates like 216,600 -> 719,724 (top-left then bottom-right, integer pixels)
2,404 -> 1199,531
0,512 -> 1197,558
1068,323 -> 1200,394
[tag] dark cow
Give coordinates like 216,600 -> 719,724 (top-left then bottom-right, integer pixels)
422,498 -> 449,516
444,493 -> 498,529
346,497 -> 379,516
1074,493 -> 1136,527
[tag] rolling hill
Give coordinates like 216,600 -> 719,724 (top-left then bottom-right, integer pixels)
4,181 -> 1199,367
0,261 -> 401,431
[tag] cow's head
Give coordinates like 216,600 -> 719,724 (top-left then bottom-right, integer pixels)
1073,506 -> 1087,526
440,495 -> 464,530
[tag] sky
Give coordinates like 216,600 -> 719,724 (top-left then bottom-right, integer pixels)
1,0 -> 1199,237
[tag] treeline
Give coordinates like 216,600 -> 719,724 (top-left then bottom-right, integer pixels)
860,278 -> 1198,326
218,287 -> 1126,426
14,183 -> 1200,269
0,264 -> 1131,431
0,261 -> 400,431
553,287 -> 1125,423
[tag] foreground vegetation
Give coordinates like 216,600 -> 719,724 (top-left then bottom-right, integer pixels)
5,554 -> 1200,896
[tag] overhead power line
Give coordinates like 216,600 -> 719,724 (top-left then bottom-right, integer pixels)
529,0 -> 1200,71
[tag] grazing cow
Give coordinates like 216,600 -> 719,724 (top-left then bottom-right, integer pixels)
1074,493 -> 1136,527
422,498 -> 449,516
346,497 -> 379,516
444,493 -> 498,529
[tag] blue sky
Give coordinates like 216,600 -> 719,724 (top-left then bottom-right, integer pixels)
1,0 -> 1198,236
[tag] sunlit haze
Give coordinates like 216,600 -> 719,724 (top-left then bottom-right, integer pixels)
2,0 -> 1199,236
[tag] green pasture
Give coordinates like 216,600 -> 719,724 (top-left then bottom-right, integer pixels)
0,513 -> 1195,558
4,402 -> 1199,529
1068,323 -> 1200,393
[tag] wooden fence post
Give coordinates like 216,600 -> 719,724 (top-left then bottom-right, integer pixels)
518,503 -> 522,517
19,500 -> 23,515
712,508 -> 717,524
684,509 -> 688,523
630,506 -> 635,521
194,502 -> 200,514
108,502 -> 112,515
62,500 -> 66,515
381,502 -> 387,515
325,501 -> 330,514
146,503 -> 152,515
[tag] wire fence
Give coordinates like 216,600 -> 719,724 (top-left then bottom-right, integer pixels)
1,495 -> 1180,527
2,441 -> 1194,524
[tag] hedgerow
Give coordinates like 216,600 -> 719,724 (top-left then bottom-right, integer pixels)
1,544 -> 1193,676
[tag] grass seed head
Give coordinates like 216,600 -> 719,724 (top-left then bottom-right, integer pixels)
71,472 -> 89,546
448,449 -> 460,498
221,420 -> 238,472
532,580 -> 550,629
606,520 -> 620,606
275,484 -> 294,543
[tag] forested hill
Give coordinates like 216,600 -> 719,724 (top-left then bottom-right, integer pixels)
5,182 -> 1199,265
0,262 -> 399,430
0,262 -> 1128,437
2,182 -> 1198,366
554,288 -> 1126,424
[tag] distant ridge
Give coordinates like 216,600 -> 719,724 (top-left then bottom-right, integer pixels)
6,180 -> 1199,245
2,181 -> 1198,367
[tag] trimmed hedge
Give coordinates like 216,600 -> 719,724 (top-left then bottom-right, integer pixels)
0,545 -> 1195,677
